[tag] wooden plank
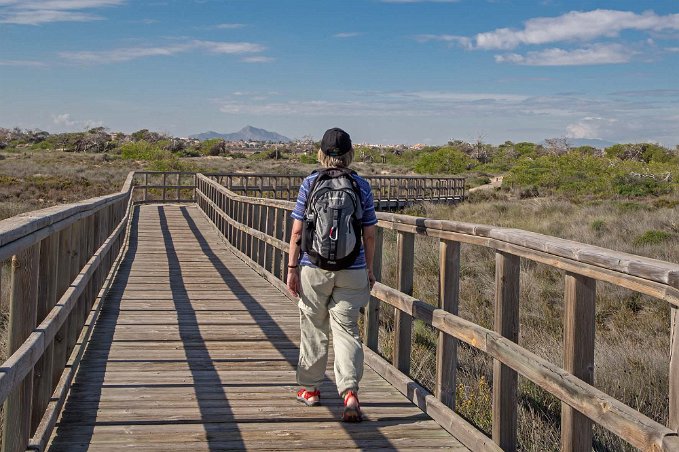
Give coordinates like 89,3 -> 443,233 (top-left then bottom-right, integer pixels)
492,251 -> 519,451
1,242 -> 40,452
393,231 -> 414,373
561,272 -> 596,452
44,204 -> 466,452
364,227 -> 383,351
436,239 -> 460,409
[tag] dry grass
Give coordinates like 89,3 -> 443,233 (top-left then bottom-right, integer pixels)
373,194 -> 677,450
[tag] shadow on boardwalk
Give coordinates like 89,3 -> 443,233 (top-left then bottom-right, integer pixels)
48,205 -> 450,451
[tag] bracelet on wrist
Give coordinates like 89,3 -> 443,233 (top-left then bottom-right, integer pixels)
287,265 -> 298,269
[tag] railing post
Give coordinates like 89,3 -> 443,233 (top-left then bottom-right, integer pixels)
66,220 -> 82,357
282,213 -> 291,284
52,225 -> 72,387
561,272 -> 596,452
227,196 -> 234,244
176,173 -> 181,201
265,206 -> 275,273
436,239 -> 460,409
393,231 -> 414,373
238,201 -> 246,253
1,242 -> 40,452
364,227 -> 383,351
492,251 -> 520,451
31,233 -> 60,434
162,173 -> 167,201
672,307 -> 679,431
274,208 -> 283,280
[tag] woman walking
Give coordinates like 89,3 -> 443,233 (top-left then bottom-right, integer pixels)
286,128 -> 377,422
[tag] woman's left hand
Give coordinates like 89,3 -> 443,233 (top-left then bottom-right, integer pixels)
287,268 -> 301,298
367,269 -> 376,290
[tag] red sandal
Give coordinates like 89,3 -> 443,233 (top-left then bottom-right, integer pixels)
342,390 -> 363,422
296,388 -> 321,407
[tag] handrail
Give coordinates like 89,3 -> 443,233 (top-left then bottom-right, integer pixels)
0,172 -> 135,452
194,172 -> 679,452
205,172 -> 466,208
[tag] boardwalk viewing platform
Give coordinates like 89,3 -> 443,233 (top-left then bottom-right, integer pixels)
0,171 -> 678,451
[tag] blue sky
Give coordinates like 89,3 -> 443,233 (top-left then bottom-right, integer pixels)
1,0 -> 678,145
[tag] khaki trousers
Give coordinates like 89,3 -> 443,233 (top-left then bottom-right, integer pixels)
296,266 -> 370,396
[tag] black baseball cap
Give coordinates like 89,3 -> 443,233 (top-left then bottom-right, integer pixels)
321,127 -> 352,156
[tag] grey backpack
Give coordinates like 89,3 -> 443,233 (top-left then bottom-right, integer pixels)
301,168 -> 363,270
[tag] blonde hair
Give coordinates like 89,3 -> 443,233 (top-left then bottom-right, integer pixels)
317,148 -> 354,168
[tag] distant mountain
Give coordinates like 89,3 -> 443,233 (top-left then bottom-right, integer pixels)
567,138 -> 616,149
190,126 -> 290,142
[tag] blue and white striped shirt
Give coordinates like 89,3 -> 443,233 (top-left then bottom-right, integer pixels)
291,171 -> 378,269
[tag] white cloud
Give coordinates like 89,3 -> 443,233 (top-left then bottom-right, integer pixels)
474,9 -> 679,50
495,43 -> 634,66
419,9 -> 679,66
333,32 -> 362,39
53,113 -> 76,126
0,0 -> 124,24
60,39 -> 265,63
241,56 -> 274,63
414,34 -> 471,48
215,23 -> 244,29
52,112 -> 103,129
0,59 -> 46,67
566,117 -> 618,139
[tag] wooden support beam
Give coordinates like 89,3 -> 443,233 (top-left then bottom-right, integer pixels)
561,272 -> 596,452
1,242 -> 40,452
436,239 -> 460,409
52,226 -> 72,387
364,227 -> 383,351
31,233 -> 59,434
66,220 -> 81,357
274,208 -> 283,280
492,251 -> 520,451
393,231 -> 414,373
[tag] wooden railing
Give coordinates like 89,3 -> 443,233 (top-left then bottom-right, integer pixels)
195,173 -> 679,452
0,172 -> 135,452
205,173 -> 466,209
133,171 -> 197,203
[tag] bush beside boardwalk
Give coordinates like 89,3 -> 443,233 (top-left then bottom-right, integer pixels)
0,134 -> 678,450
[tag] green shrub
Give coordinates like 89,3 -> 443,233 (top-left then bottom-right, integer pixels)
148,156 -> 197,172
614,174 -> 671,197
414,147 -> 473,174
120,141 -> 168,160
616,201 -> 647,213
632,230 -> 674,247
652,198 -> 679,209
505,151 -> 677,199
590,219 -> 606,232
299,154 -> 318,165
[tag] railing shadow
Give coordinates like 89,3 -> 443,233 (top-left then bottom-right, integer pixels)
47,206 -> 139,450
158,206 -> 245,450
179,206 -> 411,449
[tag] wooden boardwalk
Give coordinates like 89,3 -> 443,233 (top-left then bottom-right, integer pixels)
47,205 -> 466,451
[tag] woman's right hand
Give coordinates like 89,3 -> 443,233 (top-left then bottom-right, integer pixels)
287,268 -> 300,298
